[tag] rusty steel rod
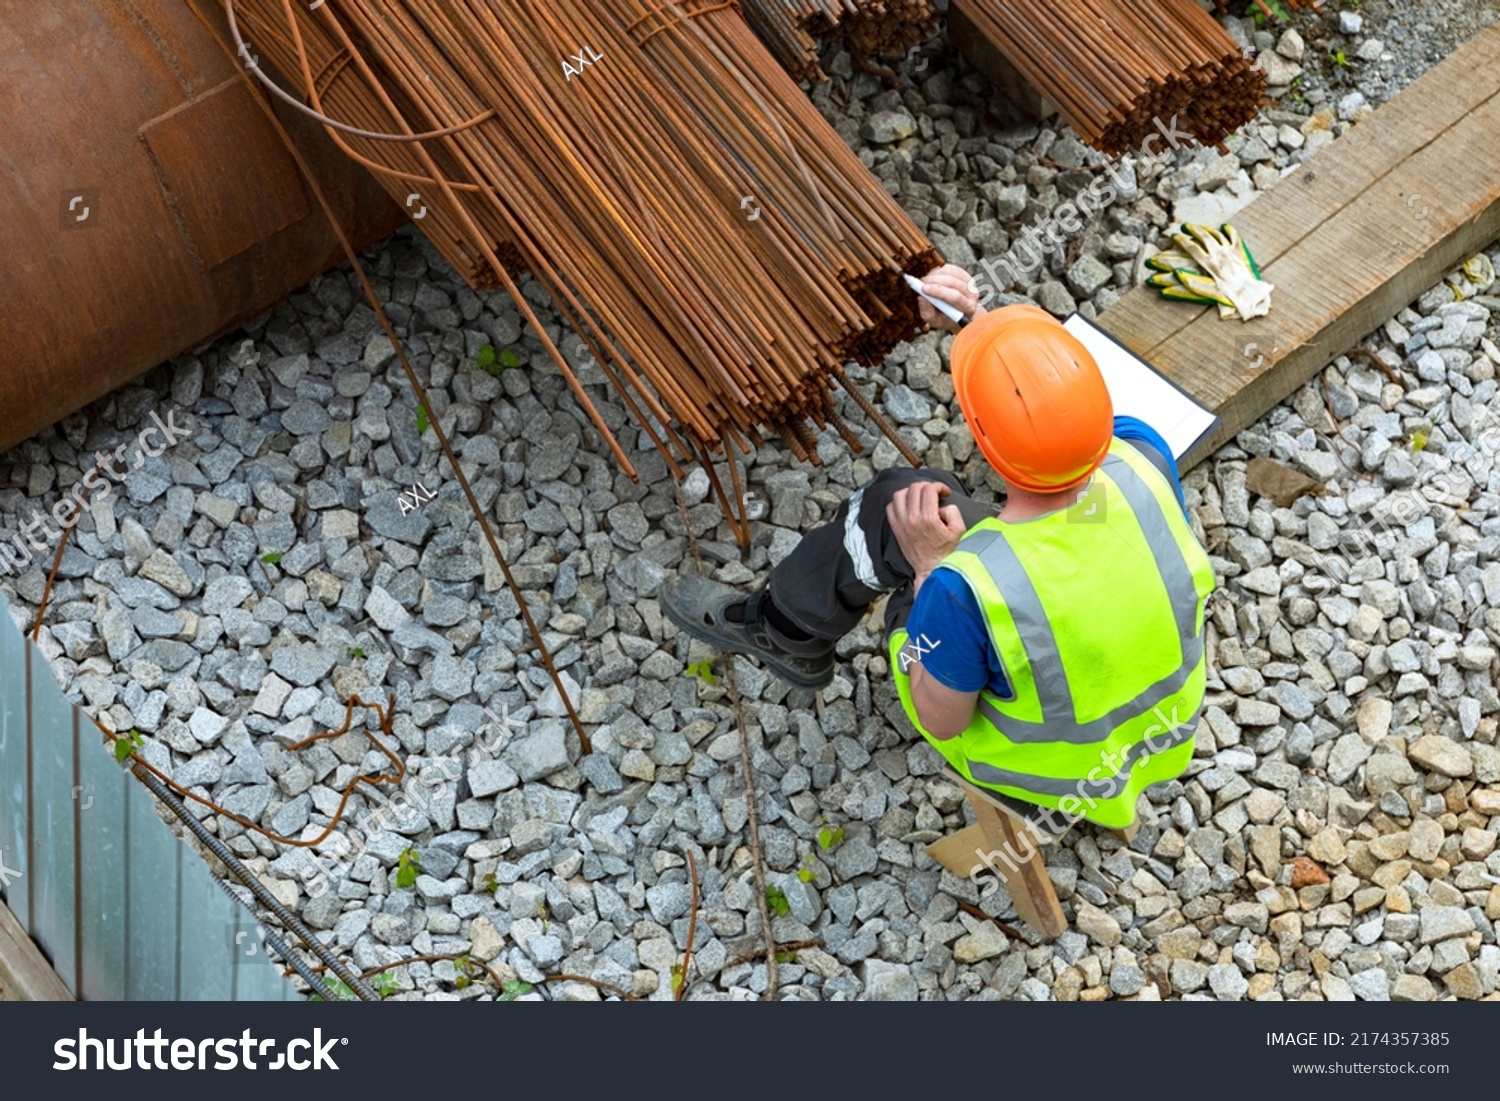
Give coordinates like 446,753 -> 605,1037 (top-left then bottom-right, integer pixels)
218,0 -> 939,492
951,0 -> 1268,156
738,0 -> 939,81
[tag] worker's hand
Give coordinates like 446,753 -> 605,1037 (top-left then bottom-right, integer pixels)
888,481 -> 968,577
915,264 -> 986,333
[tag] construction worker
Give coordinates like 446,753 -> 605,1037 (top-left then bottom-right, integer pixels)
659,266 -> 1217,827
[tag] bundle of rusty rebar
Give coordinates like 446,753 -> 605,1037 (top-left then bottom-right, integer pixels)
217,0 -> 938,482
952,0 -> 1267,155
739,0 -> 938,82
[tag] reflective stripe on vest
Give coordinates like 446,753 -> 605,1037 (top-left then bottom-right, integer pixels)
890,438 -> 1216,825
965,452 -> 1205,746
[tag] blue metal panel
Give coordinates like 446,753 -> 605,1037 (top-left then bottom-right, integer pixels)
176,867 -> 238,1001
240,928 -> 300,1002
0,592 -> 30,927
125,776 -> 180,1000
29,651 -> 80,993
78,739 -> 129,1001
1,588 -> 296,1002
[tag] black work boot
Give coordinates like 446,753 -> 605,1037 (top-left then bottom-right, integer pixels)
658,575 -> 835,690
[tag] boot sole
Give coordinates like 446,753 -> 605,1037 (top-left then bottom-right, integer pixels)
660,596 -> 835,691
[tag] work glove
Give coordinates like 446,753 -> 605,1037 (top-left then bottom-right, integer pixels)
1170,223 -> 1274,320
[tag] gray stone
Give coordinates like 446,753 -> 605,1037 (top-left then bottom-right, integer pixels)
645,881 -> 692,924
507,721 -> 570,781
1349,968 -> 1390,1002
835,838 -> 878,880
281,400 -> 331,436
1420,906 -> 1476,945
188,707 -> 229,745
1207,963 -> 1248,1000
883,385 -> 931,426
468,756 -> 518,798
270,642 -> 337,687
429,654 -> 475,702
861,959 -> 918,1001
202,576 -> 253,615
861,110 -> 917,144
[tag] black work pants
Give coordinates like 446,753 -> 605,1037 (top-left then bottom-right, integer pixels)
767,468 -> 998,644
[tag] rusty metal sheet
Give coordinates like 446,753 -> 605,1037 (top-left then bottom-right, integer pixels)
142,76 -> 310,270
0,0 -> 402,454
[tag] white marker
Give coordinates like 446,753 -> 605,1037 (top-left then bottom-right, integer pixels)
904,273 -> 968,326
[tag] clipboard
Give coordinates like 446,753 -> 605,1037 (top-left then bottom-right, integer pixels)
1062,313 -> 1219,461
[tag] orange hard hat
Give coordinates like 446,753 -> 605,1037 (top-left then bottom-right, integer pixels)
950,304 -> 1113,493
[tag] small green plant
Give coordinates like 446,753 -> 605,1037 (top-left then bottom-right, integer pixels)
311,975 -> 354,1002
453,953 -> 479,991
475,344 -> 523,376
395,846 -> 423,889
1410,427 -> 1429,452
113,729 -> 145,763
817,826 -> 845,852
373,971 -> 401,998
259,551 -> 283,565
765,884 -> 790,918
415,403 -> 430,436
346,645 -> 366,660
797,863 -> 816,885
1330,48 -> 1349,67
1248,0 -> 1289,26
684,659 -> 717,685
670,961 -> 685,997
775,949 -> 797,964
498,979 -> 533,1002
480,871 -> 500,896
536,896 -> 550,934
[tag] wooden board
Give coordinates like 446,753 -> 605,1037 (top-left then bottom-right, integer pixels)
1097,21 -> 1500,471
970,794 -> 1067,939
0,898 -> 72,1001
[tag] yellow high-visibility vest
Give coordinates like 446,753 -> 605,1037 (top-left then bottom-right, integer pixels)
891,439 -> 1217,828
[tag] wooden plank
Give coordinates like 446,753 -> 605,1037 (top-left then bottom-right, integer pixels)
0,898 -> 72,1001
968,794 -> 1067,939
1097,22 -> 1500,471
948,769 -> 1075,842
926,822 -> 989,879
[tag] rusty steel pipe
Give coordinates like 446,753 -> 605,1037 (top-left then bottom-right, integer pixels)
0,0 -> 405,453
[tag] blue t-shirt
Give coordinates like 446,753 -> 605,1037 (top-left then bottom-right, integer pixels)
903,416 -> 1184,696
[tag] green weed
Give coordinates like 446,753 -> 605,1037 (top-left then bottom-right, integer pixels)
113,729 -> 145,763
395,846 -> 423,889
765,884 -> 790,918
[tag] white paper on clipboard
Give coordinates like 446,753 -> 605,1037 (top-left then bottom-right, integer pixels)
1062,313 -> 1218,461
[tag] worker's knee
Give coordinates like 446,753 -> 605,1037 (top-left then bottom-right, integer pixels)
863,467 -> 964,510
